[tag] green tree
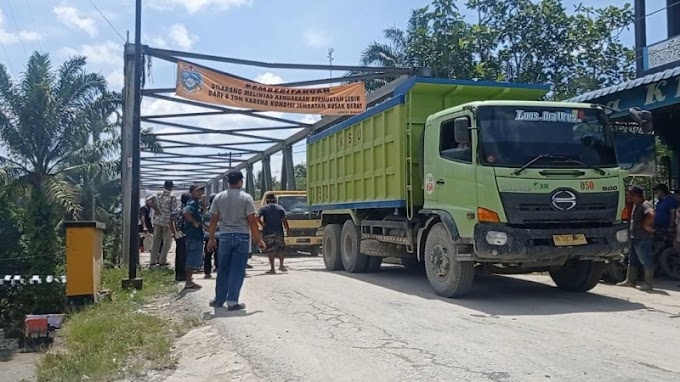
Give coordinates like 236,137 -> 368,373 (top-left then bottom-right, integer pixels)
0,53 -> 110,274
294,163 -> 307,191
353,0 -> 635,100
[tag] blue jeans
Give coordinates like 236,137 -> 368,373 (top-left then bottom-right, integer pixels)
630,238 -> 654,268
214,233 -> 250,306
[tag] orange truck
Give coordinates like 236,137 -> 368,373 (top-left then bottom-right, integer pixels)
258,191 -> 322,256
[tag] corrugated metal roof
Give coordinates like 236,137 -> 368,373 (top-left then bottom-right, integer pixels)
566,65 -> 680,103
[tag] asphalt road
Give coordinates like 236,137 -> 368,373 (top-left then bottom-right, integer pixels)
179,255 -> 680,382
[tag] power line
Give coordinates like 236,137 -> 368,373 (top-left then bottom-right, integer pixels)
88,0 -> 126,42
636,1 -> 680,24
5,1 -> 27,56
0,39 -> 16,78
24,0 -> 43,52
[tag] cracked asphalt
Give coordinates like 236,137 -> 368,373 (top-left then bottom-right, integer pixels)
179,255 -> 680,382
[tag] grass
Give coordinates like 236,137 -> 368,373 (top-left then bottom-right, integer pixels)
35,267 -> 195,382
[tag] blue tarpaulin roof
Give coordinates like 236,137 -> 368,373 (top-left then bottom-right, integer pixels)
566,65 -> 680,103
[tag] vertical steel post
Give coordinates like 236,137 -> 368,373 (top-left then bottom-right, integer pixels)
123,0 -> 143,289
668,0 -> 680,37
246,163 -> 255,194
121,45 -> 134,266
634,0 -> 647,75
281,144 -> 295,190
262,155 -> 273,192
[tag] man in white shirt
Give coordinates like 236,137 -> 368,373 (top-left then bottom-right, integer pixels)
148,180 -> 178,266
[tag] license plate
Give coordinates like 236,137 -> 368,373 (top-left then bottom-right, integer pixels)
552,234 -> 587,246
296,238 -> 311,243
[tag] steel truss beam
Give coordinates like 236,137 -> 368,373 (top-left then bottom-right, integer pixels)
134,43 -> 415,191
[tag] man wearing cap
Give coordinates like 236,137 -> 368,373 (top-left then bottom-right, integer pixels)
182,184 -> 206,289
148,180 -> 178,266
207,169 -> 266,311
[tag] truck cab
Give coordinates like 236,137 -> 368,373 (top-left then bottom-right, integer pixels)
258,191 -> 322,256
421,101 -> 629,292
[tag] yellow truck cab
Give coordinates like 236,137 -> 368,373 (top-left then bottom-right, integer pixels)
258,191 -> 322,256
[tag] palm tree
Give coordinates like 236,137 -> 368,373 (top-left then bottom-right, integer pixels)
294,163 -> 307,191
346,26 -> 410,93
0,53 -> 112,273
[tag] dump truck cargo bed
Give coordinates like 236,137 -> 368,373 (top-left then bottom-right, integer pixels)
306,78 -> 549,211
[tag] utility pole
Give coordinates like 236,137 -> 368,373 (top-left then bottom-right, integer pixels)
122,0 -> 143,289
328,48 -> 334,85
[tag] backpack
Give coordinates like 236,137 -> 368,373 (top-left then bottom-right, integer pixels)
171,207 -> 186,234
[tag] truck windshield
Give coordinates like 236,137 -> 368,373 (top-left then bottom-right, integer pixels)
278,196 -> 309,215
477,106 -> 617,168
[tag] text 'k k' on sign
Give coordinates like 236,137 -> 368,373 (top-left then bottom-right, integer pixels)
175,61 -> 367,116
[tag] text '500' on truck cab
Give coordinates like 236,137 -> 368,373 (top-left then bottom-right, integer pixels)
307,78 -> 653,298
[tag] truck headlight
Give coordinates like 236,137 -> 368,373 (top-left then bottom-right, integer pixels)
615,229 -> 629,243
485,231 -> 508,246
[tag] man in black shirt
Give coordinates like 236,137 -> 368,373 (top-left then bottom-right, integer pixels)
259,194 -> 290,274
139,199 -> 154,251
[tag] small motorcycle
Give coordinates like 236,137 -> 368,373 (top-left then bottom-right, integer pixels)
656,229 -> 680,280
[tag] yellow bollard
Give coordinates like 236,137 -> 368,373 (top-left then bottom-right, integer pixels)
64,221 -> 106,305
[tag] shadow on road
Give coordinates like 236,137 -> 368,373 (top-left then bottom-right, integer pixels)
313,265 -> 648,316
0,350 -> 16,362
202,309 -> 263,321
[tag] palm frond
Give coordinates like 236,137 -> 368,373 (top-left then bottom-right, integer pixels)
54,160 -> 118,178
141,127 -> 164,153
41,175 -> 82,218
56,56 -> 88,96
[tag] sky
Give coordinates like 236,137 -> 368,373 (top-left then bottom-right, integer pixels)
0,0 -> 672,192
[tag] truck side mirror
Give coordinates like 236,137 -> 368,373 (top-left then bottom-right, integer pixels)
629,107 -> 654,133
453,117 -> 471,144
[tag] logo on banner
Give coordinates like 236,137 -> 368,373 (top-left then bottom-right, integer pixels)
179,64 -> 202,92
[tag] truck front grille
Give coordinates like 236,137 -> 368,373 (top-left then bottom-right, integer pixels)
499,191 -> 618,224
287,228 -> 320,237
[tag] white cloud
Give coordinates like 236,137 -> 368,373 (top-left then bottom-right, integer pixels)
303,29 -> 332,48
59,40 -> 122,67
150,36 -> 167,48
53,5 -> 98,38
148,0 -> 252,14
254,72 -> 283,85
138,71 -> 315,185
105,70 -> 125,90
300,114 -> 321,124
0,9 -> 43,45
168,24 -> 198,49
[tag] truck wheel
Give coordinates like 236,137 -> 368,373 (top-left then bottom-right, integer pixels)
549,260 -> 605,292
424,223 -> 474,298
310,245 -> 320,257
322,224 -> 343,271
340,220 -> 368,273
659,247 -> 680,280
401,257 -> 425,273
366,257 -> 383,273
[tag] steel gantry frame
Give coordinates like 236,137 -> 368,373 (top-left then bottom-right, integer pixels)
133,46 -> 416,191
120,3 -> 422,285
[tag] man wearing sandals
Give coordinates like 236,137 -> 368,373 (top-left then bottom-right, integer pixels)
182,184 -> 206,290
207,170 -> 266,311
259,193 -> 290,274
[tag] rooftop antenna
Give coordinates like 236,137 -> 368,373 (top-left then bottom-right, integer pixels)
328,48 -> 334,85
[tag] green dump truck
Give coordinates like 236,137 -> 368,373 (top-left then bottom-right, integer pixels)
306,78 -> 652,298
